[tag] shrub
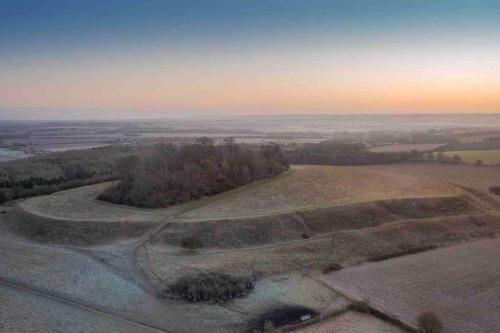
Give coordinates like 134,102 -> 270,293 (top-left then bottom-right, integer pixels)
350,300 -> 371,313
452,155 -> 462,164
417,311 -> 443,333
0,191 -> 7,204
489,185 -> 500,195
322,262 -> 342,274
165,272 -> 253,303
179,236 -> 203,250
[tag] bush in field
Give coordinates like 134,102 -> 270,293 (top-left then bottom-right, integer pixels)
489,186 -> 500,195
179,236 -> 203,250
165,272 -> 254,303
322,262 -> 342,274
452,155 -> 462,164
417,311 -> 443,333
350,300 -> 371,313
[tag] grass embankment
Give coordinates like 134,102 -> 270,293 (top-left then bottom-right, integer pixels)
1,207 -> 155,245
153,195 -> 477,249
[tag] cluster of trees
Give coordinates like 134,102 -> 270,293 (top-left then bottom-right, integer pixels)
422,152 -> 462,164
287,141 -> 418,165
0,145 -> 135,204
0,176 -> 66,189
98,138 -> 289,208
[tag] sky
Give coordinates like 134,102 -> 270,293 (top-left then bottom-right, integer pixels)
1,0 -> 500,119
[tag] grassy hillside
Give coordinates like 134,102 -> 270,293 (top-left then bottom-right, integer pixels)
183,165 -> 461,219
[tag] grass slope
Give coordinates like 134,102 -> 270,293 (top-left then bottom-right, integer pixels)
183,165 -> 461,220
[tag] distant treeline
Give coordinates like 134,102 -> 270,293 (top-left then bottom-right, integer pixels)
287,141 -> 420,165
436,137 -> 500,152
0,145 -> 138,204
98,138 -> 289,208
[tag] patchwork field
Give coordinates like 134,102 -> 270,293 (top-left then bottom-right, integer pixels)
442,149 -> 500,165
319,239 -> 500,333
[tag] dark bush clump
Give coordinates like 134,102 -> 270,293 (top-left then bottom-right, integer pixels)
489,185 -> 500,195
350,300 -> 371,313
179,236 -> 203,250
417,311 -> 443,333
165,272 -> 253,303
322,262 -> 342,274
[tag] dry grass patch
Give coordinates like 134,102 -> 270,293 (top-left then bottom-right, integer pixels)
182,165 -> 461,220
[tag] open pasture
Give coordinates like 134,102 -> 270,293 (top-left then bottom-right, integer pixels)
357,163 -> 500,199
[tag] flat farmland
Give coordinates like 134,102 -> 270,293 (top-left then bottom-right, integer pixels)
442,149 -> 500,165
183,165 -> 461,220
356,163 -> 500,198
319,238 -> 500,333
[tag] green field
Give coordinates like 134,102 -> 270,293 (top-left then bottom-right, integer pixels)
442,150 -> 500,165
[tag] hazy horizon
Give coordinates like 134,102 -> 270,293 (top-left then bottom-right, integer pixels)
2,1 -> 500,119
2,109 -> 500,122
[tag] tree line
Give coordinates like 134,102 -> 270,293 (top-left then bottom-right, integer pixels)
0,145 -> 135,204
286,141 -> 418,165
98,138 -> 289,208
